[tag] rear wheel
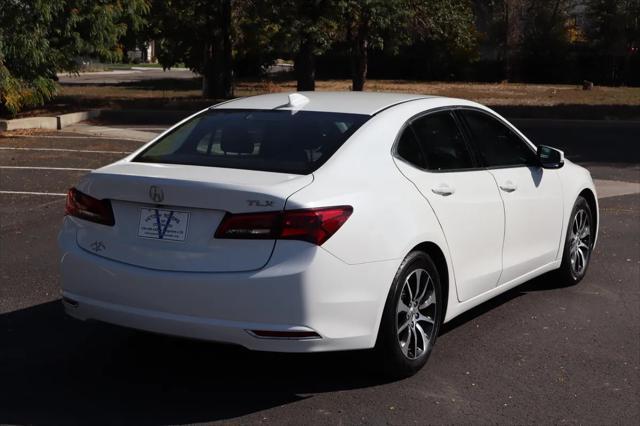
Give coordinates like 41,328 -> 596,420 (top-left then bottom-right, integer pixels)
376,251 -> 442,378
556,196 -> 594,285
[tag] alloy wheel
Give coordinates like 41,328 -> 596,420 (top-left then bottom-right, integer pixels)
569,208 -> 592,277
396,268 -> 437,360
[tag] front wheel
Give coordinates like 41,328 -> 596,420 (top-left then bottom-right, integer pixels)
375,251 -> 442,379
556,196 -> 595,285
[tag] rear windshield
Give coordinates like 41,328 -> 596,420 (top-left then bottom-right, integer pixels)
134,109 -> 370,174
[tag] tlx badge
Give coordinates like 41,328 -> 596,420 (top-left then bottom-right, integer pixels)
247,200 -> 274,207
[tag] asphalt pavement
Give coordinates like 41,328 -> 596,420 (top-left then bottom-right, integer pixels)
0,119 -> 638,424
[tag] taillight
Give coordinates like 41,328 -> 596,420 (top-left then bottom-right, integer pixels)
65,187 -> 115,226
215,206 -> 353,245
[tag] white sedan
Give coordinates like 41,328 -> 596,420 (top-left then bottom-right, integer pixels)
59,92 -> 598,377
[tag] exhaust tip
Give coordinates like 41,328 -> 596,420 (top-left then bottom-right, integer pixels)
248,329 -> 321,340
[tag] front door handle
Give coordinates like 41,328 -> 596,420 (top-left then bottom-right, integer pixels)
499,180 -> 518,192
431,183 -> 455,196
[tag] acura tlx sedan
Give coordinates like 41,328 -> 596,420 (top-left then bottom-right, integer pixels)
59,92 -> 598,377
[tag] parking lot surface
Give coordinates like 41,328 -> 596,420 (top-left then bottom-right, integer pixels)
0,120 -> 639,424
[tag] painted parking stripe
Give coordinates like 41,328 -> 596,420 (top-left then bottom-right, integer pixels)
0,190 -> 66,196
1,134 -> 146,142
0,166 -> 92,171
0,147 -> 131,154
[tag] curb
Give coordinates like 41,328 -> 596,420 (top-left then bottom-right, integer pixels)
0,110 -> 103,131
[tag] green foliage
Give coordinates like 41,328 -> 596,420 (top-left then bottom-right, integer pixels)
0,62 -> 57,116
0,0 -> 150,115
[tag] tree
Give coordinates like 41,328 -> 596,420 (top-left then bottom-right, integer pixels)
0,0 -> 150,115
252,0 -> 341,91
519,0 -> 573,82
339,0 -> 476,91
340,0 -> 404,91
148,0 -> 234,98
481,0 -> 574,82
586,0 -> 640,84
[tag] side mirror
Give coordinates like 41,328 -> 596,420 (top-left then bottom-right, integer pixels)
537,145 -> 564,169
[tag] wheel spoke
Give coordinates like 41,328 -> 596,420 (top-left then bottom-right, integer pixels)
416,323 -> 429,352
413,269 -> 423,301
419,292 -> 435,310
415,274 -> 428,304
577,247 -> 586,271
580,226 -> 590,239
400,335 -> 409,357
397,318 -> 411,335
397,299 -> 410,314
412,326 -> 418,357
417,313 -> 435,325
405,277 -> 413,301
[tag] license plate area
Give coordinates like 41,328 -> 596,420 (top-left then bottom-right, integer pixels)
138,208 -> 190,241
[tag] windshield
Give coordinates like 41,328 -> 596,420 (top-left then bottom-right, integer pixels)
134,109 -> 370,174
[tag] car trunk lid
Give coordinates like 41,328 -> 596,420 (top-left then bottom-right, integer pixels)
74,162 -> 312,272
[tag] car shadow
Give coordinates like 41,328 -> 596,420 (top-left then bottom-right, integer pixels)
0,301 -> 388,424
0,271 -> 569,425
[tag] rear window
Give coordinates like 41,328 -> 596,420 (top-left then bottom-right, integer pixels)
134,109 -> 370,174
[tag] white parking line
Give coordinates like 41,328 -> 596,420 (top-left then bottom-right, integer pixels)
0,147 -> 131,155
0,190 -> 66,196
0,166 -> 91,171
1,134 -> 146,142
0,146 -> 133,154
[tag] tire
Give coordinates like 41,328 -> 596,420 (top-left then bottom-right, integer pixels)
375,251 -> 443,379
555,196 -> 595,285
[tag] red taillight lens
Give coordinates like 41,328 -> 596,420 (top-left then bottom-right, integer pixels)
214,206 -> 353,246
65,187 -> 115,226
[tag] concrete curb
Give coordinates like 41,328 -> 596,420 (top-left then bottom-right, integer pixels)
0,110 -> 103,131
0,116 -> 58,131
56,110 -> 102,129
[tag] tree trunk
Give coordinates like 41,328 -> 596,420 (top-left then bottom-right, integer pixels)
202,0 -> 233,98
351,36 -> 368,91
504,0 -> 524,81
295,36 -> 315,91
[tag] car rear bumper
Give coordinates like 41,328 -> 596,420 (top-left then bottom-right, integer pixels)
59,220 -> 398,352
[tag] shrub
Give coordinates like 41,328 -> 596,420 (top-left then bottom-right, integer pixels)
0,62 -> 57,117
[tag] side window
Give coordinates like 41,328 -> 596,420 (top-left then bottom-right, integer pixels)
461,110 -> 538,168
396,126 -> 426,168
411,111 -> 473,171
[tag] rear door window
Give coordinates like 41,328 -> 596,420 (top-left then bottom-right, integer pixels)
135,109 -> 370,174
410,111 -> 474,171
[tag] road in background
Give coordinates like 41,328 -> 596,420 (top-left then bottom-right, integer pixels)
0,119 -> 638,424
57,68 -> 197,85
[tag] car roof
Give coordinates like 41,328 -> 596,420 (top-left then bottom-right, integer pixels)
212,91 -> 437,115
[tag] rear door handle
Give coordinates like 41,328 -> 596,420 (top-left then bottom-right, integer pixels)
431,183 -> 455,196
499,180 -> 517,192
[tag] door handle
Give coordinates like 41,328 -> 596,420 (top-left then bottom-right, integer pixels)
499,180 -> 517,192
431,183 -> 455,196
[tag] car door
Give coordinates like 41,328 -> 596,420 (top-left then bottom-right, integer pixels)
457,109 -> 564,285
393,110 -> 505,302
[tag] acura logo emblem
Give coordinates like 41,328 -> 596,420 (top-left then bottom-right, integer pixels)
149,186 -> 164,203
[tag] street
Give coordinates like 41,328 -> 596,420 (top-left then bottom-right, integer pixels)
0,119 -> 638,424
